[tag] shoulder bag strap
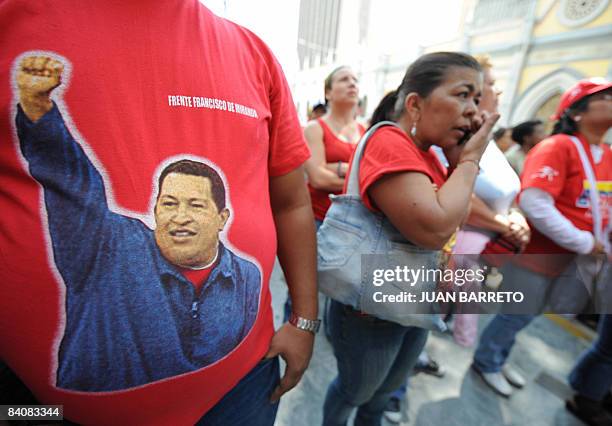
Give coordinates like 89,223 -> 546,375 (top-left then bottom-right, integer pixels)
345,121 -> 400,196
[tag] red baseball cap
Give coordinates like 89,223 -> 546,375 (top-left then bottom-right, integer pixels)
551,77 -> 612,120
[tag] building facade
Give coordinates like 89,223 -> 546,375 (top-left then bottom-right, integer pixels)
293,0 -> 612,131
293,0 -> 466,122
459,0 -> 612,132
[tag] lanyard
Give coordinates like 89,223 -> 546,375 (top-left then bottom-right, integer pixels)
570,136 -> 610,253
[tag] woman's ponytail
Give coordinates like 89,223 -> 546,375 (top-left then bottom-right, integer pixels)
368,90 -> 399,129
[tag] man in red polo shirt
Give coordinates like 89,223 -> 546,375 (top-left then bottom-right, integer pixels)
0,1 -> 318,424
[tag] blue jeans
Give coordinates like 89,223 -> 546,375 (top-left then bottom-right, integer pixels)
569,315 -> 612,401
473,313 -> 536,373
473,261 -> 581,373
323,300 -> 428,426
197,357 -> 280,426
389,351 -> 431,400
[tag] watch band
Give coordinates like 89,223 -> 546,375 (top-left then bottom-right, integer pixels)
289,313 -> 321,334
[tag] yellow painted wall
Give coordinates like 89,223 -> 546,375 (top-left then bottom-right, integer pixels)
567,59 -> 611,79
519,64 -> 559,93
518,59 -> 610,94
534,1 -> 612,37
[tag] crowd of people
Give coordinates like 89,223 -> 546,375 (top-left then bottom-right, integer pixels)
1,3 -> 611,426
303,53 -> 611,426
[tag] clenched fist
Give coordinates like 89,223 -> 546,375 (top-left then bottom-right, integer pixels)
16,55 -> 64,122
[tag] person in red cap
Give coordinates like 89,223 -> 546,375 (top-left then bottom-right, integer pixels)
551,78 -> 612,121
472,78 -> 612,413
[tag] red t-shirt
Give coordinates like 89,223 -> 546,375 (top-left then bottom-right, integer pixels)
517,134 -> 612,273
356,126 -> 447,212
0,1 -> 309,424
308,118 -> 365,220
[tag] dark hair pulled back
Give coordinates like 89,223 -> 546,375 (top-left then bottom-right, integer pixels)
511,120 -> 543,146
369,52 -> 481,129
551,97 -> 590,136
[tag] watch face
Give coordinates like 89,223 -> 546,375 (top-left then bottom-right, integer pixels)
558,0 -> 609,27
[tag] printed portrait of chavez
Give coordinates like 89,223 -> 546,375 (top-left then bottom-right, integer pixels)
14,54 -> 261,392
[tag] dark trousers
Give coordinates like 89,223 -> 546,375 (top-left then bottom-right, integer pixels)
197,356 -> 281,426
569,315 -> 612,401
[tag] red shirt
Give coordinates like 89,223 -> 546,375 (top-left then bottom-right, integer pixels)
308,118 -> 365,220
0,1 -> 309,424
356,126 -> 447,212
180,258 -> 217,294
517,134 -> 612,273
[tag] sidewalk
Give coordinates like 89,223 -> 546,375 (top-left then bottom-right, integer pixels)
270,261 -> 590,426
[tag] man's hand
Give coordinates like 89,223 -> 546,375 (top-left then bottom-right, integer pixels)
16,55 -> 64,122
265,323 -> 314,403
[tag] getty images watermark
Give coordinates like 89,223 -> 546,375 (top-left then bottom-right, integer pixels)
370,265 -> 524,304
360,253 -> 612,315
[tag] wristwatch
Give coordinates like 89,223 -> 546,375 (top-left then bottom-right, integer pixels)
289,313 -> 321,334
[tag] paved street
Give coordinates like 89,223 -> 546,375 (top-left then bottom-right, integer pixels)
270,260 -> 591,426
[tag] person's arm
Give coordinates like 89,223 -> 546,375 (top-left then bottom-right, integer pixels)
265,166 -> 317,402
370,163 -> 477,249
369,113 -> 499,249
16,55 -> 117,287
303,122 -> 346,191
466,195 -> 530,249
466,195 -> 511,233
519,187 -> 602,254
324,161 -> 349,178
